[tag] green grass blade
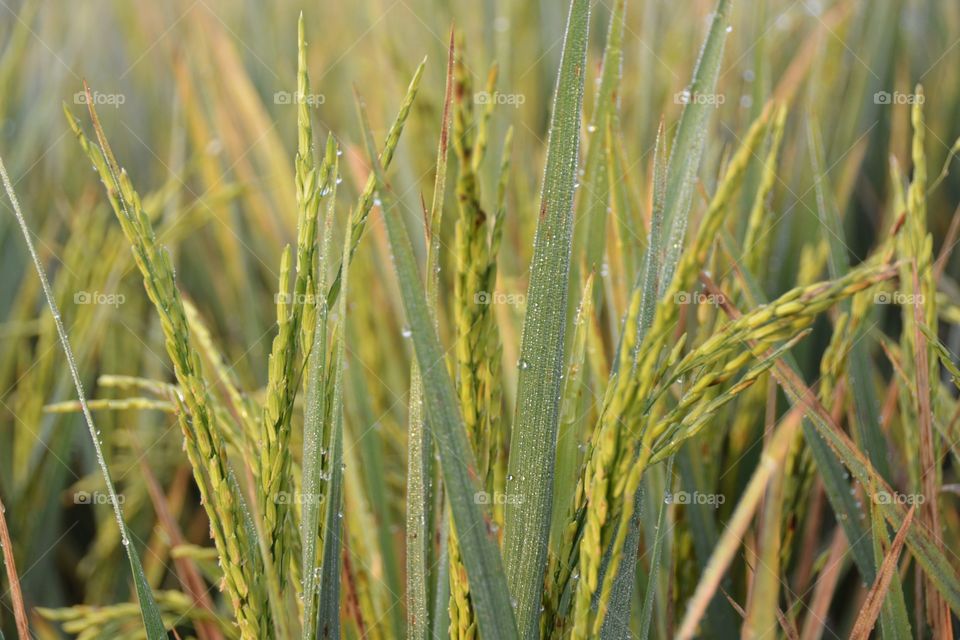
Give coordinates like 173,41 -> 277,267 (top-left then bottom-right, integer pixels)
316,214 -> 351,640
0,155 -> 166,640
659,0 -> 732,287
355,91 -> 519,640
808,118 -> 892,482
600,122 -> 667,637
408,29 -> 455,640
551,274 -> 595,549
581,0 -> 626,272
432,520 -> 451,640
807,118 -> 910,637
636,457 -> 673,640
301,140 -> 339,639
503,0 -> 590,635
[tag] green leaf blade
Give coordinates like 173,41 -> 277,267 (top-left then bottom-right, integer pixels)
355,92 -> 520,640
502,0 -> 591,636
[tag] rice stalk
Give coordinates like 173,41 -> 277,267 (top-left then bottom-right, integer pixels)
63,97 -> 267,639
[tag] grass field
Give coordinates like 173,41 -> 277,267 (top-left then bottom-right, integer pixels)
2,0 -> 960,638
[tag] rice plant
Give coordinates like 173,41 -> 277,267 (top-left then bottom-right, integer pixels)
2,0 -> 960,638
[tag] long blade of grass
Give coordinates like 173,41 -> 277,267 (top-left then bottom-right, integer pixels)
355,91 -> 519,640
659,0 -> 732,286
850,507 -> 915,640
0,155 -> 166,640
551,274 -> 595,549
503,0 -> 590,634
0,493 -> 29,640
808,118 -> 892,481
301,143 -> 339,639
408,27 -> 455,640
580,0 -> 626,272
807,117 -> 910,637
316,280 -> 348,639
636,457 -> 673,640
299,17 -> 340,636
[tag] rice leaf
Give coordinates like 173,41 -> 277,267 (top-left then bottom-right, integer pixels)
355,90 -> 520,640
503,0 -> 590,635
316,321 -> 346,639
580,0 -> 626,272
0,155 -> 166,640
851,507 -> 915,640
408,27 -> 455,640
807,117 -> 910,637
637,458 -> 673,640
659,0 -> 732,287
301,139 -> 339,639
314,175 -> 352,639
